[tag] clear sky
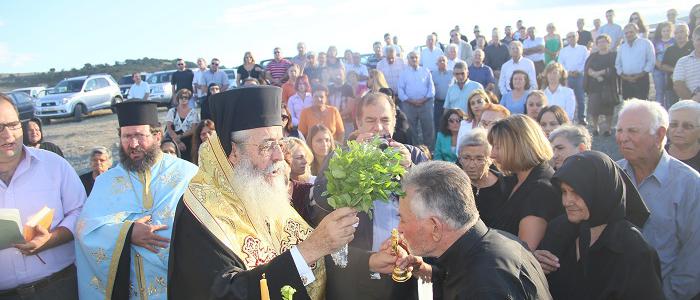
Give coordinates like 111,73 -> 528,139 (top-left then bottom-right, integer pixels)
0,0 -> 692,74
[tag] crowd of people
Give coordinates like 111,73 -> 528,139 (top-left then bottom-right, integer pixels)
2,4 -> 700,300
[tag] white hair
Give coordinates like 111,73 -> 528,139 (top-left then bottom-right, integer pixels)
618,99 -> 669,134
473,49 -> 485,56
446,43 -> 458,52
458,127 -> 491,153
669,100 -> 700,125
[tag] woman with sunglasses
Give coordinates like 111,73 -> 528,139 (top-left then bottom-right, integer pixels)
282,104 -> 304,141
165,89 -> 200,162
434,108 -> 466,162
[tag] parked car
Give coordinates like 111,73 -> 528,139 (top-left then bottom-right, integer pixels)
11,87 -> 46,100
117,73 -> 149,99
221,68 -> 237,90
34,74 -> 123,123
7,91 -> 35,121
146,70 -> 175,106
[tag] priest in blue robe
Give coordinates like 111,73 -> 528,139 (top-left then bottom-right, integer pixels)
75,101 -> 199,300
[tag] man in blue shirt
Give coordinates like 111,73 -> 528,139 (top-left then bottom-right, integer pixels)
615,99 -> 700,300
432,55 -> 453,135
445,62 -> 484,113
399,51 -> 436,148
468,49 -> 496,92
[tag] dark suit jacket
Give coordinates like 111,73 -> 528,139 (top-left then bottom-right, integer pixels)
311,144 -> 427,300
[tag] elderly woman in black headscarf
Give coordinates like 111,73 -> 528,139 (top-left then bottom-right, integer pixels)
23,117 -> 64,157
534,151 -> 664,300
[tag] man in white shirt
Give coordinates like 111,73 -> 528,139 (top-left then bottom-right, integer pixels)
523,26 -> 546,76
558,32 -> 590,124
377,47 -> 406,93
128,72 -> 150,101
192,57 -> 208,105
450,29 -> 474,65
498,41 -> 537,94
421,34 -> 444,73
445,43 -> 464,71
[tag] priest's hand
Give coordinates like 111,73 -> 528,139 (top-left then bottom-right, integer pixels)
14,225 -> 51,255
298,207 -> 358,265
533,249 -> 560,274
131,215 -> 170,254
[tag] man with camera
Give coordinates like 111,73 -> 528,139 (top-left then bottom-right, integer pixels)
312,92 -> 429,300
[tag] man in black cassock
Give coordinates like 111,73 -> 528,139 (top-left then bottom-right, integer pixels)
167,86 -> 359,300
391,161 -> 552,299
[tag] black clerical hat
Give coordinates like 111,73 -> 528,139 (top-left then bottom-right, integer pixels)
115,101 -> 160,127
210,86 -> 282,155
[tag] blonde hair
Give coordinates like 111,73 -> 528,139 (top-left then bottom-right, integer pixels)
368,69 -> 390,92
487,115 -> 553,173
286,137 -> 314,182
544,62 -> 567,86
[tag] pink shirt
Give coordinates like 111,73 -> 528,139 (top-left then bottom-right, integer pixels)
0,147 -> 85,289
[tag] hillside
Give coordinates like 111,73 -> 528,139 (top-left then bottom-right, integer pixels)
0,58 -> 213,91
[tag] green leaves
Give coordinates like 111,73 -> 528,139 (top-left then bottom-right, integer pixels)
281,285 -> 296,300
322,138 -> 406,219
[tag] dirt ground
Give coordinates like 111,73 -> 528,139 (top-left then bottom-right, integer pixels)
41,107 -> 622,176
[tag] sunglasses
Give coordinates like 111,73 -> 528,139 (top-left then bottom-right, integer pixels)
448,118 -> 461,123
281,115 -> 290,121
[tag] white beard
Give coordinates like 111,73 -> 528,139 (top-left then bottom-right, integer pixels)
230,158 -> 292,230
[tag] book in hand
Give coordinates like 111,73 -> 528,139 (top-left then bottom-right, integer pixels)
0,206 -> 54,250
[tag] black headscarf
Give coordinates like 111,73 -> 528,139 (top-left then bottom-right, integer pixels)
551,150 -> 650,274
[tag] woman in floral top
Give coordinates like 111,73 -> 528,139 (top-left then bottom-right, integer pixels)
166,89 -> 200,162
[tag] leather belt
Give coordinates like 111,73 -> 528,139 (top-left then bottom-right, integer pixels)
0,264 -> 76,297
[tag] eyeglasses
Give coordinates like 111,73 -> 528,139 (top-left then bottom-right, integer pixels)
120,133 -> 153,142
0,121 -> 22,132
238,139 -> 288,157
459,156 -> 487,165
448,118 -> 461,123
669,122 -> 697,130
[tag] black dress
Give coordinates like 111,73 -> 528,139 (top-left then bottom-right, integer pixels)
471,169 -> 509,229
79,172 -> 95,196
39,142 -> 64,157
491,162 -> 562,237
544,217 -> 664,300
236,64 -> 264,81
665,144 -> 700,173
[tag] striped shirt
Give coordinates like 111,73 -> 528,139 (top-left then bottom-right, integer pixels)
673,51 -> 700,93
265,59 -> 292,85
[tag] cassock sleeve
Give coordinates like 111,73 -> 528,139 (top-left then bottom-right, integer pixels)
168,200 -> 310,300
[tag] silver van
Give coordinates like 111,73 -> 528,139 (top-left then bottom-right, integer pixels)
34,74 -> 122,123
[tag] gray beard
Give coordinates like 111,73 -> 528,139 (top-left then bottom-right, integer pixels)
119,144 -> 161,173
230,158 -> 291,225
